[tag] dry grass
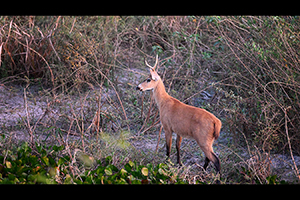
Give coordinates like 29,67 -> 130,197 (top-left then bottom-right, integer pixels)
1,16 -> 300,184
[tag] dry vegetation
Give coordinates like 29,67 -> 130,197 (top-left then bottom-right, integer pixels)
0,16 -> 300,184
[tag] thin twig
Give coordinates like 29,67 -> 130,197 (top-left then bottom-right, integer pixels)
137,93 -> 154,135
284,107 -> 300,181
48,37 -> 61,62
69,17 -> 76,34
23,86 -> 34,146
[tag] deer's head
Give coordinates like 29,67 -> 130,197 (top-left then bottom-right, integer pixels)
136,55 -> 161,91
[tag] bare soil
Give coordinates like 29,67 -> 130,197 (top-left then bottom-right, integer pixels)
0,83 -> 299,183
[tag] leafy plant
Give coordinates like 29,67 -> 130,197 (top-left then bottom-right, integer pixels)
0,142 -> 190,184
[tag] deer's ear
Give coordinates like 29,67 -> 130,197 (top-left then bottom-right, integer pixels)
150,69 -> 160,81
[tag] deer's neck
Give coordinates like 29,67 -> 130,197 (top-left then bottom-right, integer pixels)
153,80 -> 170,109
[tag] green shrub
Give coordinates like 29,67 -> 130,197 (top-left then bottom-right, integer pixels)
0,141 -> 190,184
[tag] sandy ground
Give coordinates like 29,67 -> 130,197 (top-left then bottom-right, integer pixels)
1,83 -> 300,183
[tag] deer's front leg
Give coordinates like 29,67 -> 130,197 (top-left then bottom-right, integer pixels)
164,128 -> 172,160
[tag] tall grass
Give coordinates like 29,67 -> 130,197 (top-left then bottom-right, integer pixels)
1,16 -> 300,183
211,16 -> 300,155
1,15 -> 300,151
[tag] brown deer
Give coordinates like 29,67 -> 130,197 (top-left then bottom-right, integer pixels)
136,55 -> 222,176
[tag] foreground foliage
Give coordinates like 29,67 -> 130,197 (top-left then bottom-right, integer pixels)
1,16 -> 299,156
0,142 -> 190,184
0,141 -> 289,184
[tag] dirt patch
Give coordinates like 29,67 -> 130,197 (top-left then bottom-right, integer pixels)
0,85 -> 50,127
1,83 -> 300,183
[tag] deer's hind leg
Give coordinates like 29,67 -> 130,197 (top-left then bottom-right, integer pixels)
164,126 -> 172,160
195,139 -> 221,174
176,134 -> 182,166
203,157 -> 210,170
202,147 -> 220,173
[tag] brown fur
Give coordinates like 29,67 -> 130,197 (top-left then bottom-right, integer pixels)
136,57 -> 222,176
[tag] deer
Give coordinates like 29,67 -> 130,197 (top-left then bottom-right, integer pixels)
136,55 -> 222,179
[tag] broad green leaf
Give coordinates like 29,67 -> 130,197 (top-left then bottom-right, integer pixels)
64,174 -> 72,184
105,167 -> 112,176
58,158 -> 65,166
5,161 -> 12,169
52,145 -> 64,152
141,167 -> 148,176
78,152 -> 94,168
105,156 -> 112,164
41,156 -> 49,166
124,163 -> 132,172
49,167 -> 59,177
120,168 -> 127,174
128,160 -> 134,167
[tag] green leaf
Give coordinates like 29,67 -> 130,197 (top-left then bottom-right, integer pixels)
105,156 -> 112,165
146,163 -> 153,169
266,175 -> 277,184
105,167 -> 112,176
158,168 -> 165,175
49,167 -> 59,177
52,145 -> 64,152
109,164 -> 118,172
8,173 -> 16,181
124,163 -> 132,172
128,160 -> 134,167
41,156 -> 49,166
52,145 -> 59,152
5,161 -> 12,169
58,158 -> 65,166
29,155 -> 38,165
120,168 -> 127,175
78,153 -> 95,168
35,142 -> 43,153
21,142 -> 30,153
49,157 -> 56,167
141,167 -> 148,177
64,174 -> 72,184
36,174 -> 49,184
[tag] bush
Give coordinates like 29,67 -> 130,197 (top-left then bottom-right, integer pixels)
207,16 -> 300,155
1,16 -> 299,183
0,141 -> 189,184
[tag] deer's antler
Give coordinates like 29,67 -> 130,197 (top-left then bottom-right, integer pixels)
145,54 -> 158,71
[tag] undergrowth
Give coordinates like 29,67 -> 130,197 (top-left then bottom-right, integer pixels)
1,16 -> 300,184
0,139 -> 286,184
0,141 -> 190,184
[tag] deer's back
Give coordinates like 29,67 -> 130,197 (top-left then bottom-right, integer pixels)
160,97 -> 217,140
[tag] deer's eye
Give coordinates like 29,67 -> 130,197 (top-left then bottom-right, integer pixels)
146,78 -> 151,83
